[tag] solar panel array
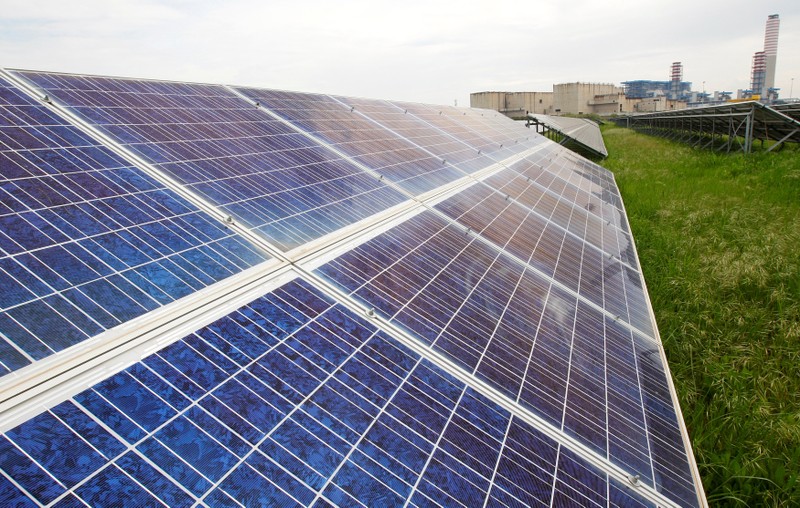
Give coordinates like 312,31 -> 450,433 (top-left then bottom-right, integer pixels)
618,101 -> 800,153
0,69 -> 705,507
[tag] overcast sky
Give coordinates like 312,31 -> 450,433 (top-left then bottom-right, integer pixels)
2,0 -> 798,106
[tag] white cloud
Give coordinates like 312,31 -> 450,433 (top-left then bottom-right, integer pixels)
1,0 -> 799,104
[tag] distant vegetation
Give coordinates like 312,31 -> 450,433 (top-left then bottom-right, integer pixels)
601,125 -> 800,507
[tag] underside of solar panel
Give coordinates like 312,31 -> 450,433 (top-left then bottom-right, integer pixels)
0,69 -> 706,507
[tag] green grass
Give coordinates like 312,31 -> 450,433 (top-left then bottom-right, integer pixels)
600,125 -> 800,506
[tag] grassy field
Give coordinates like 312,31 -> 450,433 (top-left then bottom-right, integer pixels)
600,125 -> 800,506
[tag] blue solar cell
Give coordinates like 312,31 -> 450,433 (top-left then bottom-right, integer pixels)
225,453 -> 314,506
115,452 -> 194,508
0,435 -> 65,504
0,76 -> 271,374
93,371 -> 177,433
4,411 -> 107,490
0,476 -> 37,508
18,71 -> 408,252
49,401 -> 127,460
551,448 -> 608,506
75,465 -> 162,507
73,388 -> 147,444
157,416 -> 239,483
136,437 -> 211,496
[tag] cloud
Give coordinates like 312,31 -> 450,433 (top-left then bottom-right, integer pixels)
1,0 -> 799,105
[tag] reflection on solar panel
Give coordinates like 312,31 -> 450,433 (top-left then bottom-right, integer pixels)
233,89 -> 473,196
0,75 -> 271,374
18,72 -> 408,252
0,69 -> 706,507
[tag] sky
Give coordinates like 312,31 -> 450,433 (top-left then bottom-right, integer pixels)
2,0 -> 799,106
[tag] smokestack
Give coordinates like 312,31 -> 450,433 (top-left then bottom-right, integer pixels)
763,14 -> 780,97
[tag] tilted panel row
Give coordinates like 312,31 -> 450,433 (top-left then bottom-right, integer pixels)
233,88 -> 471,196
0,275 -> 658,507
0,76 -> 271,374
314,211 -> 698,505
18,72 -> 408,252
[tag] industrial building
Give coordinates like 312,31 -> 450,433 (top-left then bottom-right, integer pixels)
468,91 -> 553,117
472,83 -> 637,117
472,62 -> 696,117
623,62 -> 693,101
552,82 -> 623,115
472,81 -> 680,117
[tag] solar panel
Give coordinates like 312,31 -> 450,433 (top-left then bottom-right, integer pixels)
0,274 -> 659,507
618,101 -> 800,152
311,209 -> 697,502
526,114 -> 609,158
0,75 -> 271,374
330,95 -> 497,175
233,88 -> 485,195
0,69 -> 705,507
391,101 -> 534,161
16,72 -> 408,252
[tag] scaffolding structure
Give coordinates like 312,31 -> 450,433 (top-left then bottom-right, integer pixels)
751,51 -> 767,98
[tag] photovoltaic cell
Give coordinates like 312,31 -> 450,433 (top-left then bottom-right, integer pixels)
0,76 -> 270,375
482,162 -> 634,265
0,69 -> 703,507
15,72 -> 407,251
0,276 -> 659,507
330,95 -> 500,175
314,210 -> 698,503
391,101 -> 536,161
432,182 -> 652,335
233,88 -> 472,196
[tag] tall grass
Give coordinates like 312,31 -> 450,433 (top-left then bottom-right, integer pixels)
600,125 -> 800,506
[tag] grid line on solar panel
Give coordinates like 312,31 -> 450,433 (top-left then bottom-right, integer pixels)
12,70 -> 409,252
389,102 -> 534,161
225,88 -> 565,274
0,264 -> 300,436
435,179 -> 640,304
238,131 -> 680,504
418,182 -> 654,339
309,212 -> 696,505
331,95 -> 506,176
0,276 -> 675,507
331,95 -> 522,180
480,161 -> 634,266
231,87 -> 480,197
322,282 -> 664,508
500,150 -> 627,231
0,73 -> 272,375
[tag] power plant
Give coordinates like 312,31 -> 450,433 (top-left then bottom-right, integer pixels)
475,13 -> 785,116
